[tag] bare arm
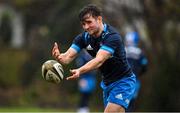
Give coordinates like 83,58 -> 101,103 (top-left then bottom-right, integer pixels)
78,50 -> 110,74
67,49 -> 111,80
52,42 -> 77,64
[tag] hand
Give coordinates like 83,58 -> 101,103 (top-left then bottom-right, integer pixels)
66,69 -> 80,80
52,42 -> 61,61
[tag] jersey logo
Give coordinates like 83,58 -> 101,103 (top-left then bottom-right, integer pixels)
86,44 -> 93,50
125,99 -> 130,104
115,93 -> 123,100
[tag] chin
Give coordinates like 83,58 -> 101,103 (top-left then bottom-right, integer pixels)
87,30 -> 97,36
87,31 -> 94,35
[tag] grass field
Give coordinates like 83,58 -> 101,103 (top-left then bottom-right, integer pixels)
0,107 -> 103,112
0,107 -> 74,112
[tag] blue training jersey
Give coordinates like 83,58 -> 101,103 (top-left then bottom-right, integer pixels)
71,23 -> 132,85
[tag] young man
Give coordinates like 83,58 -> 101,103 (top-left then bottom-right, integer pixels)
52,4 -> 136,112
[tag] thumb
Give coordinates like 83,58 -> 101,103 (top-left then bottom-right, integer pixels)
66,76 -> 73,80
69,69 -> 75,74
66,69 -> 74,80
54,42 -> 58,47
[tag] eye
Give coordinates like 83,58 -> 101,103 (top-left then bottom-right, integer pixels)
81,21 -> 92,27
86,21 -> 92,24
81,22 -> 85,26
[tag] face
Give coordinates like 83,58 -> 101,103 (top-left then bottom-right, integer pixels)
81,14 -> 102,37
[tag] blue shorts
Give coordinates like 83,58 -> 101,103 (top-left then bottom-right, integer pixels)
133,79 -> 140,99
100,73 -> 136,109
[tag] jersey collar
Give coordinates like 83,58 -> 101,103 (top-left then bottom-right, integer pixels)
103,23 -> 107,32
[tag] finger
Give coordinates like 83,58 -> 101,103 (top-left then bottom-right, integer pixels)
54,42 -> 58,47
53,42 -> 58,51
67,69 -> 76,80
52,50 -> 57,57
69,69 -> 73,73
66,75 -> 76,80
52,42 -> 60,56
56,42 -> 61,53
54,52 -> 58,58
70,70 -> 77,76
54,42 -> 60,52
52,42 -> 57,56
54,42 -> 61,54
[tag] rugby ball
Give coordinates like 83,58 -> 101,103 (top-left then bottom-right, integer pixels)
42,60 -> 64,84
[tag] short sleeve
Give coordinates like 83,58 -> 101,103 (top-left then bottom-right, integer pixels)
70,33 -> 86,53
100,34 -> 122,55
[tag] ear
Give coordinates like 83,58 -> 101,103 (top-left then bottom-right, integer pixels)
97,16 -> 103,23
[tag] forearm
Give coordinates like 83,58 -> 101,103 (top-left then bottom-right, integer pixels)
78,57 -> 104,75
57,54 -> 71,64
57,48 -> 77,65
66,50 -> 111,80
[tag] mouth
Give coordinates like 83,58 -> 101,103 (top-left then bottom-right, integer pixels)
86,28 -> 94,32
86,29 -> 93,33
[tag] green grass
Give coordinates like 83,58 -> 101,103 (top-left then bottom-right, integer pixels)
0,107 -> 74,112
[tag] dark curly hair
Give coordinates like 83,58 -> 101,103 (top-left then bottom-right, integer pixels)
79,4 -> 102,22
